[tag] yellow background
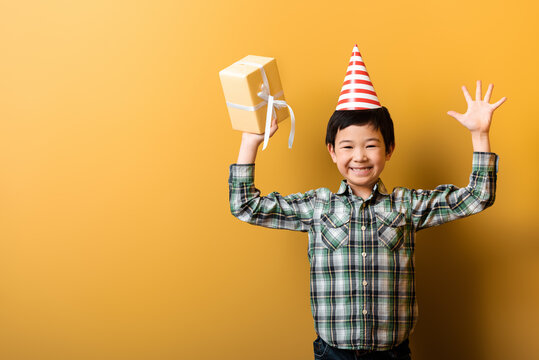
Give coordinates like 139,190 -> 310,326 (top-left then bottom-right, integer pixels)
1,1 -> 538,359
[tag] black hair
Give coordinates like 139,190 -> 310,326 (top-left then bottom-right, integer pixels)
325,106 -> 395,154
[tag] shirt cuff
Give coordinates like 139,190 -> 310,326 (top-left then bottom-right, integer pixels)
472,152 -> 499,173
229,163 -> 255,183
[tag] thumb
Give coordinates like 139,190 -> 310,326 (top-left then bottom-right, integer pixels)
447,111 -> 461,120
268,117 -> 279,137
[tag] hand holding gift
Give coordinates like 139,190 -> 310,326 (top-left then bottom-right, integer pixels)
241,116 -> 279,147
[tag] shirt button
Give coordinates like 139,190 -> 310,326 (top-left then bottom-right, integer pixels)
362,280 -> 368,286
362,309 -> 368,315
362,252 -> 367,257
361,225 -> 366,231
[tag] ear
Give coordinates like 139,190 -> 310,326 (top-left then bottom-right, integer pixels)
385,144 -> 395,161
327,143 -> 337,163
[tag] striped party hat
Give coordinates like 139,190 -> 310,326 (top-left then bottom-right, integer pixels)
336,45 -> 381,110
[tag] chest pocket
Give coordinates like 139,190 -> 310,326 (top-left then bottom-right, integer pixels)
320,200 -> 351,251
375,211 -> 407,251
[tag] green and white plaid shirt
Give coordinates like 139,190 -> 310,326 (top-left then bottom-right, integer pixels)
228,152 -> 498,351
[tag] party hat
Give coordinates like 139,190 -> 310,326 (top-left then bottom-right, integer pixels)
336,45 -> 381,110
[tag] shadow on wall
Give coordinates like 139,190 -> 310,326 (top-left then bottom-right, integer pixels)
406,137 -> 489,360
412,224 -> 486,360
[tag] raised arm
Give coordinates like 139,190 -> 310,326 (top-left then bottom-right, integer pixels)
230,117 -> 315,232
409,81 -> 505,230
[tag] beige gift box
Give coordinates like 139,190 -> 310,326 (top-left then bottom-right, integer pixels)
219,55 -> 290,134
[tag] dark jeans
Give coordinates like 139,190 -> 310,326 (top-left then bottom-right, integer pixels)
313,335 -> 412,360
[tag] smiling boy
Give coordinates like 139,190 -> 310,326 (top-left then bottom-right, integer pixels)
228,46 -> 505,359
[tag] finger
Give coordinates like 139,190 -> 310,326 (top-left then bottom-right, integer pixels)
484,83 -> 493,102
491,96 -> 507,110
475,80 -> 482,101
462,86 -> 472,104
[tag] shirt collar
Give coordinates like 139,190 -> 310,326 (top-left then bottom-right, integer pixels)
336,178 -> 389,197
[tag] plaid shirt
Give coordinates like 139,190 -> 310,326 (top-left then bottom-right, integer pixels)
228,152 -> 498,350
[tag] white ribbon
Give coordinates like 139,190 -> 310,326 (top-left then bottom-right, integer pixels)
225,61 -> 295,150
226,90 -> 283,111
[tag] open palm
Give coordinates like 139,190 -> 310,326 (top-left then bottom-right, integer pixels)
447,80 -> 506,134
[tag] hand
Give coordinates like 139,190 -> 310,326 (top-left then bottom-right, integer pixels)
236,116 -> 279,164
447,80 -> 507,135
241,116 -> 279,147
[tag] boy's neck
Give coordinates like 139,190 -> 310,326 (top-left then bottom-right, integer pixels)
348,182 -> 376,200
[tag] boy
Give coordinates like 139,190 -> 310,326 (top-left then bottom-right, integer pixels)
228,46 -> 505,359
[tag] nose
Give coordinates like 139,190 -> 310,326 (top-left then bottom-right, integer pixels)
352,148 -> 367,162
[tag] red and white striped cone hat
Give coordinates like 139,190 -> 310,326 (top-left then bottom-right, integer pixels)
336,45 -> 381,110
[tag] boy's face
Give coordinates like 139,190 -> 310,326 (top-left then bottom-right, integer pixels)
327,124 -> 393,199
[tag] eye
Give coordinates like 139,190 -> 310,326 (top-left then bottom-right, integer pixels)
366,145 -> 377,148
341,146 -> 353,149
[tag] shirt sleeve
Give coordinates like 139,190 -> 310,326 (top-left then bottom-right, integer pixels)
408,152 -> 498,231
228,164 -> 315,232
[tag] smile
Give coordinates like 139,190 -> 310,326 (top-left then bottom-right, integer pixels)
350,166 -> 372,173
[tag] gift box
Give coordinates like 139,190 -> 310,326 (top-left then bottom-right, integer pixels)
219,55 -> 295,149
